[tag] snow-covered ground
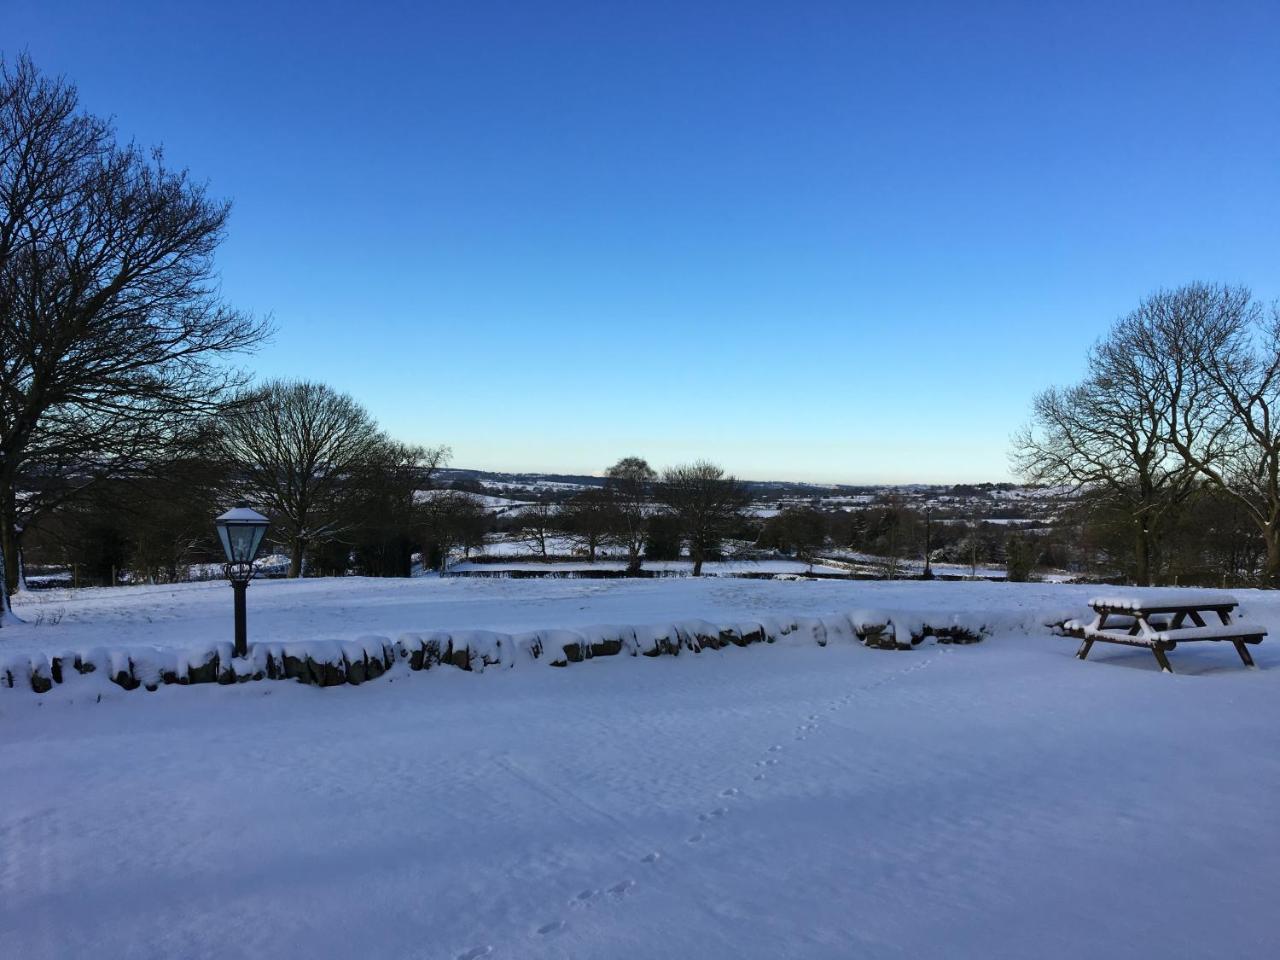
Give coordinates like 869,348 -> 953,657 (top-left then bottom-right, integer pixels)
3,577 -> 1278,959
448,558 -> 851,576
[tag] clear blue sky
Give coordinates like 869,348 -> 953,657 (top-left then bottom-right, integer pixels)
6,1 -> 1278,483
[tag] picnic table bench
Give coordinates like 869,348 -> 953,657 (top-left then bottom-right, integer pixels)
1062,591 -> 1266,673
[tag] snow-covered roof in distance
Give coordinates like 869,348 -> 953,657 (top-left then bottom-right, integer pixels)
216,505 -> 269,524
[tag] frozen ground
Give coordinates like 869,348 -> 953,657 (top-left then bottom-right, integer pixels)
447,558 -> 851,575
2,577 -> 1278,959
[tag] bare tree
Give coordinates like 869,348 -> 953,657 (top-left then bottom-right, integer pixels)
218,380 -> 396,577
605,456 -> 654,574
1012,313 -> 1199,585
561,488 -> 617,562
760,506 -> 827,573
349,440 -> 450,577
517,501 -> 556,558
418,490 -> 488,573
0,55 -> 268,615
657,460 -> 749,576
1119,284 -> 1280,582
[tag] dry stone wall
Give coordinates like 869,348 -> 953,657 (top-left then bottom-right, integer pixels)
2,610 -> 990,697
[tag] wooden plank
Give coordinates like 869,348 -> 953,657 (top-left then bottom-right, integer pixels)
1151,645 -> 1174,673
1092,603 -> 1237,617
1076,638 -> 1094,660
1233,641 -> 1256,668
1078,631 -> 1159,648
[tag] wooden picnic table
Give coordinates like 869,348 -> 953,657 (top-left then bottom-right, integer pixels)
1062,591 -> 1266,673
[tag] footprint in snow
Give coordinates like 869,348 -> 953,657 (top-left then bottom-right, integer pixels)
687,832 -> 705,844
765,758 -> 780,766
753,772 -> 766,781
769,745 -> 783,752
457,949 -> 491,960
608,879 -> 635,896
571,889 -> 597,906
641,851 -> 661,863
721,787 -> 739,797
537,921 -> 566,936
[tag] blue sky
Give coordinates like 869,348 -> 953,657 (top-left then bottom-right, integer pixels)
6,1 -> 1278,483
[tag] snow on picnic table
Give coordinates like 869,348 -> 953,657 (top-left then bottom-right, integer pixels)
2,577 -> 1280,960
1087,589 -> 1241,610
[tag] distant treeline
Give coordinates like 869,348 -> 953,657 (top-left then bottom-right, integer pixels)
3,56 -> 1268,602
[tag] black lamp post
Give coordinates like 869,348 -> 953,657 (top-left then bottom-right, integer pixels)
214,503 -> 270,657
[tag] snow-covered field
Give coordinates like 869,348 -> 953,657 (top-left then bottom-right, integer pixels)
448,558 -> 851,576
3,577 -> 1278,959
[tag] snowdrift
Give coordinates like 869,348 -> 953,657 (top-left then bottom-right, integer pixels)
0,609 -> 990,697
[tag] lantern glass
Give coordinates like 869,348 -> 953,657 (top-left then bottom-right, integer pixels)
215,505 -> 270,566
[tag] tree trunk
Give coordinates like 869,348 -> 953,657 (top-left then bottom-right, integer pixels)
626,540 -> 642,575
0,482 -> 17,597
691,543 -> 704,577
289,540 -> 304,578
1265,526 -> 1280,586
1134,524 -> 1153,587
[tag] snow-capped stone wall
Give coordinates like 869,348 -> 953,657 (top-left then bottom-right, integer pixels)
0,610 -> 989,697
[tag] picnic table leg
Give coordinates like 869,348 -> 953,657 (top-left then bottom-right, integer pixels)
1076,638 -> 1094,661
1151,644 -> 1174,674
1232,640 -> 1256,668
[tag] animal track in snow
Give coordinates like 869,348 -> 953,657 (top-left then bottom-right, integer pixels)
721,787 -> 739,797
641,851 -> 660,863
536,921 -> 566,936
608,879 -> 635,896
457,948 -> 492,960
570,888 -> 598,905
687,832 -> 705,844
753,772 -> 766,781
768,744 -> 783,752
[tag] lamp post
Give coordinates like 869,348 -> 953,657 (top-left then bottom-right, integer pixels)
214,504 -> 270,658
